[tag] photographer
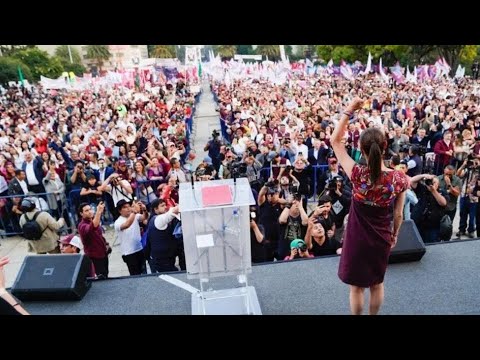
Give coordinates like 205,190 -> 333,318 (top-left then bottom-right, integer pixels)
324,176 -> 352,242
249,206 -> 266,263
318,157 -> 349,196
194,156 -> 216,182
278,198 -> 309,259
279,137 -> 296,163
204,129 -> 222,171
98,172 -> 134,208
437,165 -> 462,222
278,174 -> 300,202
243,152 -> 263,191
456,158 -> 480,237
284,239 -> 313,261
290,157 -> 312,210
410,174 -> 448,243
270,153 -> 291,181
258,186 -> 283,261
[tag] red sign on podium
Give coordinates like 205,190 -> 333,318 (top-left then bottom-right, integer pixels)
201,185 -> 233,206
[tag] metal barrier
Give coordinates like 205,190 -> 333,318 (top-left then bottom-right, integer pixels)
0,192 -> 75,238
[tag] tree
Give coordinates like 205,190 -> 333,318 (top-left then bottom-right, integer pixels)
255,45 -> 280,61
62,62 -> 87,76
436,45 -> 479,75
214,45 -> 237,59
0,57 -> 32,85
237,45 -> 254,55
0,45 -> 37,57
12,48 -> 63,80
84,45 -> 111,72
54,45 -> 83,64
150,45 -> 176,58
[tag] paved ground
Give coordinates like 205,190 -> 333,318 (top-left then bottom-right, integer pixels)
0,81 -> 467,288
0,80 -> 223,288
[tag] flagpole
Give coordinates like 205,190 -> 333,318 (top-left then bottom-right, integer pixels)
67,45 -> 73,64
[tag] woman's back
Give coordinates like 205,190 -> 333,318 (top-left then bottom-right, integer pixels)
351,164 -> 408,208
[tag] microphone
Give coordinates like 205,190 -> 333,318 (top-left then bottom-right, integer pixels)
191,173 -> 195,189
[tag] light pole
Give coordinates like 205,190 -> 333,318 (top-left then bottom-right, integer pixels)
67,45 -> 73,64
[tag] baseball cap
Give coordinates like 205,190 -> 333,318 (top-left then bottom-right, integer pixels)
203,156 -> 213,165
59,234 -> 83,250
290,239 -> 307,250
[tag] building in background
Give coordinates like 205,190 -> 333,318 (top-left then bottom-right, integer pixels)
37,45 -> 149,71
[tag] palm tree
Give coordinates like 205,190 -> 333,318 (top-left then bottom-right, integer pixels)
255,45 -> 280,61
84,45 -> 111,72
214,45 -> 237,59
150,45 -> 176,58
54,45 -> 82,64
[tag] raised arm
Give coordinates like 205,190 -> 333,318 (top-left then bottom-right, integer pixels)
331,98 -> 364,179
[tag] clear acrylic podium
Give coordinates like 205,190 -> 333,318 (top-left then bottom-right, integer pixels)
179,178 -> 262,315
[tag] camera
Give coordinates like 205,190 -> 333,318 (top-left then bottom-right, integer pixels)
467,153 -> 477,167
296,243 -> 307,252
423,178 -> 433,186
212,129 -> 220,139
230,161 -> 248,177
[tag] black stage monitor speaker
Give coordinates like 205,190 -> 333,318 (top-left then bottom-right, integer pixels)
389,220 -> 426,264
11,254 -> 92,301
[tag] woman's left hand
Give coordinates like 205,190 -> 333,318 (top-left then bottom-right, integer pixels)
391,233 -> 398,248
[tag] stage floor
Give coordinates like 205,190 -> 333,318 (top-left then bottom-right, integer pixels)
23,239 -> 480,315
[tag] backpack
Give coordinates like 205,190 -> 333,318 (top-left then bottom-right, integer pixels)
22,211 -> 46,241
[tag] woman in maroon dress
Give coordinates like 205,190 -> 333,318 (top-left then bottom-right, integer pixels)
331,98 -> 408,315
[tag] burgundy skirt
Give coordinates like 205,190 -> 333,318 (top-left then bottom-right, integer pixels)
338,200 -> 393,288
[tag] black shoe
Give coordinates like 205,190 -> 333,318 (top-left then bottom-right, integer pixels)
456,231 -> 465,237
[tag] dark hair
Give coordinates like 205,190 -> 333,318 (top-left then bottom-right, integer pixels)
359,128 -> 385,185
78,202 -> 90,216
150,198 -> 166,210
318,195 -> 332,206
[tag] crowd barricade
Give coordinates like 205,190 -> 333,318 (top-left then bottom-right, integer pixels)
0,192 -> 75,238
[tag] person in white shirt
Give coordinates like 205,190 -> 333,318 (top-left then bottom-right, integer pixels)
114,200 -> 149,275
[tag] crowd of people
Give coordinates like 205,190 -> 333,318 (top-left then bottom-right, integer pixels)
0,79 -> 198,278
2,62 -> 480,281
206,70 -> 480,263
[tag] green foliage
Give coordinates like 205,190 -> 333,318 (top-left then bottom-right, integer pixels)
11,48 -> 63,80
54,45 -> 82,64
236,45 -> 254,55
255,45 -> 280,61
0,57 -> 32,85
315,45 -> 480,74
0,45 -> 37,57
214,45 -> 237,59
62,61 -> 87,76
84,45 -> 111,70
150,45 -> 176,58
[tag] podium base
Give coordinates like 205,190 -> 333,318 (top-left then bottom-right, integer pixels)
191,286 -> 262,315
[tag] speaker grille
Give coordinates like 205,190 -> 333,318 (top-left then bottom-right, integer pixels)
11,254 -> 92,301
